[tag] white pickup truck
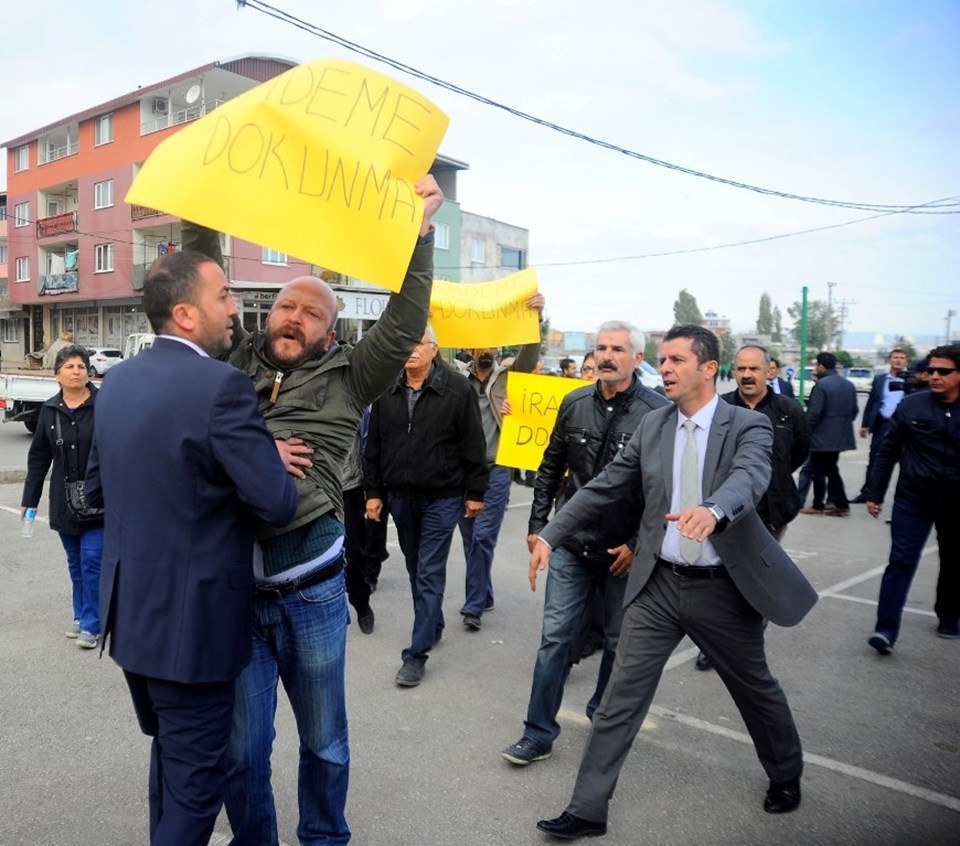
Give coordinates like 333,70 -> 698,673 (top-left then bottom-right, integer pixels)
0,372 -> 63,432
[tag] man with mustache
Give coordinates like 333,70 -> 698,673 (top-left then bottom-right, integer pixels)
181,175 -> 443,845
453,297 -> 545,631
695,344 -> 808,671
501,321 -> 669,767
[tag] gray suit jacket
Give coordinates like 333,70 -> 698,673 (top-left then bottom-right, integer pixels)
541,398 -> 817,627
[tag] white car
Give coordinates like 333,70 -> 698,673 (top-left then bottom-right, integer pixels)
845,367 -> 875,394
637,360 -> 665,393
87,347 -> 123,377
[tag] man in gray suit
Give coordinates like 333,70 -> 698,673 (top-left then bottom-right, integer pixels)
533,325 -> 817,841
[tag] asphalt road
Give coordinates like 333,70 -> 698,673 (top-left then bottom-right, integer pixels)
0,412 -> 958,846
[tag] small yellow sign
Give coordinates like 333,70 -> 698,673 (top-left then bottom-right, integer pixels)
430,269 -> 540,348
126,58 -> 449,291
496,372 -> 592,471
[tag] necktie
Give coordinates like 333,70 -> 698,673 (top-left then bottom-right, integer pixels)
680,419 -> 701,564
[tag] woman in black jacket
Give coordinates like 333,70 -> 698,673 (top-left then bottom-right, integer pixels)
21,344 -> 104,649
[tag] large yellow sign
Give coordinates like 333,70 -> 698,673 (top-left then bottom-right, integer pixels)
430,269 -> 540,348
126,59 -> 449,291
496,372 -> 592,471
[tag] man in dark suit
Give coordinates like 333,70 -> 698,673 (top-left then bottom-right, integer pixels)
851,348 -> 909,503
85,252 -> 298,846
532,325 -> 817,840
800,352 -> 859,516
767,356 -> 796,398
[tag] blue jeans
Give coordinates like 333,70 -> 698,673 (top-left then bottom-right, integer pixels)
459,464 -> 512,617
59,527 -> 104,634
522,545 -> 627,748
876,491 -> 960,642
389,495 -> 462,662
224,573 -> 351,846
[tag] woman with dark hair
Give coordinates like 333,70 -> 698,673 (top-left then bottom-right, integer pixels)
21,344 -> 104,649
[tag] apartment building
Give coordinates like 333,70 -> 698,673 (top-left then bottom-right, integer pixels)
2,55 -> 530,362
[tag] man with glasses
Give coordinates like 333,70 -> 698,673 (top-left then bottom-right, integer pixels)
865,345 -> 960,652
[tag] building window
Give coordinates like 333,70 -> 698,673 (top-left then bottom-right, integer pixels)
500,246 -> 525,271
0,245 -> 7,264
94,114 -> 114,146
470,239 -> 485,263
15,257 -> 30,282
261,247 -> 288,265
14,202 -> 29,227
2,319 -> 21,343
95,243 -> 115,273
434,221 -> 450,250
14,145 -> 29,172
0,204 -> 6,221
94,180 -> 114,209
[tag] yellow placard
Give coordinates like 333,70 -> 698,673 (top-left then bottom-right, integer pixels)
496,372 -> 592,471
126,58 -> 449,291
430,269 -> 540,348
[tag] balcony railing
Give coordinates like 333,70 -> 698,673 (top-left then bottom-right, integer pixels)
140,99 -> 225,136
131,204 -> 166,221
37,211 -> 78,238
39,271 -> 79,296
38,140 -> 79,165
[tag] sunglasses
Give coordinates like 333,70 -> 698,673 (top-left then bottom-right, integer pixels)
924,366 -> 958,376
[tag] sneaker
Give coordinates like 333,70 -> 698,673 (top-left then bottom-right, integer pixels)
484,600 -> 495,612
76,631 -> 99,649
395,658 -> 425,687
501,737 -> 552,766
936,620 -> 960,639
65,620 -> 80,639
868,632 -> 893,655
463,614 -> 482,631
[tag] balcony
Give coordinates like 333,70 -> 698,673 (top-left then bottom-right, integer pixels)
37,211 -> 78,239
39,271 -> 79,296
131,204 -> 166,221
141,99 -> 225,136
38,140 -> 79,165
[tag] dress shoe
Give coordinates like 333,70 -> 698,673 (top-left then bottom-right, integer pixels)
850,494 -> 868,504
825,507 -> 850,517
936,620 -> 960,639
763,777 -> 801,814
694,651 -> 713,671
536,811 -> 606,840
800,507 -> 824,515
357,608 -> 375,635
463,614 -> 482,631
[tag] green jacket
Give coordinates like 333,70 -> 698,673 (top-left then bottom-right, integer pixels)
182,220 -> 433,535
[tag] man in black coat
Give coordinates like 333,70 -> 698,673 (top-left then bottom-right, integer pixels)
801,352 -> 858,516
768,357 -> 796,399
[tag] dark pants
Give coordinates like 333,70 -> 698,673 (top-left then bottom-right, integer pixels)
566,565 -> 802,823
810,451 -> 849,510
342,486 -> 372,615
124,671 -> 235,846
876,491 -> 960,641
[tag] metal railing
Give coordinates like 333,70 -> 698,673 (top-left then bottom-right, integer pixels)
38,140 -> 79,165
140,100 -> 225,136
37,211 -> 78,238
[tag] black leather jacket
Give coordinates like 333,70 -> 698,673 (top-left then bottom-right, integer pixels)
529,375 -> 669,562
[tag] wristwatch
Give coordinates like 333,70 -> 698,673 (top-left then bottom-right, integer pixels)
702,502 -> 727,527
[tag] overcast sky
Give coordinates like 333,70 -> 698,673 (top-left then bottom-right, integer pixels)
3,0 -> 957,342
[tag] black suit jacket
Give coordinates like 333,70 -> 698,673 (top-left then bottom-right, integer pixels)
86,338 -> 297,683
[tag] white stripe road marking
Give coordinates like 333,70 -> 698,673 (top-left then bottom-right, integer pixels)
558,705 -> 960,813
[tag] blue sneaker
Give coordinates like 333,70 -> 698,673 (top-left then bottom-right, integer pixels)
501,737 -> 552,766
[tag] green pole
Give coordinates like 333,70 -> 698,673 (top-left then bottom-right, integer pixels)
798,286 -> 809,403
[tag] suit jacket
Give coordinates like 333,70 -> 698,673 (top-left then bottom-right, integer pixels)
775,377 -> 795,399
860,372 -> 904,432
86,338 -> 298,683
541,398 -> 817,627
806,369 -> 858,452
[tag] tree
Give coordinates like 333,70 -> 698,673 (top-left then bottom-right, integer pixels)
772,306 -> 783,343
644,338 -> 660,365
834,350 -> 854,368
673,289 -> 703,326
787,299 -> 838,352
757,293 -> 774,335
719,331 -> 738,369
890,335 -> 918,363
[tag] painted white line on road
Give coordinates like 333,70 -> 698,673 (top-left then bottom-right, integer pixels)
557,705 -> 960,813
0,504 -> 47,523
821,593 -> 937,617
817,545 -> 937,598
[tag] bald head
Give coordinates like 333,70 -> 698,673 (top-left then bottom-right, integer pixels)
264,275 -> 339,367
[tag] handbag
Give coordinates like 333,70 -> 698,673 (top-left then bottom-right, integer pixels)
55,415 -> 105,524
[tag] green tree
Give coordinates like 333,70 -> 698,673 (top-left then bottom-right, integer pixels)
673,289 -> 703,326
644,338 -> 660,365
757,293 -> 774,335
834,349 -> 854,368
787,299 -> 837,352
719,331 -> 738,368
772,306 -> 783,343
890,335 -> 918,363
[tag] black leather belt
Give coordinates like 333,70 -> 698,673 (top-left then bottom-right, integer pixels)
254,557 -> 345,599
658,558 -> 728,579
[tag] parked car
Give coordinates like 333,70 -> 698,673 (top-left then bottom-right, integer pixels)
87,347 -> 123,377
638,360 -> 665,393
845,367 -> 874,393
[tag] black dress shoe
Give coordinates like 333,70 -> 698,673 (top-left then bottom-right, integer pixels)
763,777 -> 801,814
536,811 -> 606,839
694,651 -> 713,671
357,608 -> 375,635
850,494 -> 868,504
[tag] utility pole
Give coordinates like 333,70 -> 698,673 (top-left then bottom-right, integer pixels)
835,299 -> 855,352
947,309 -> 957,345
826,281 -> 837,351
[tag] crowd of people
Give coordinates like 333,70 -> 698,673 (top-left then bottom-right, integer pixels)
17,171 -> 959,842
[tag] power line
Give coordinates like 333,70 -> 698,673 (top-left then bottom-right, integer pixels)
237,0 -> 959,216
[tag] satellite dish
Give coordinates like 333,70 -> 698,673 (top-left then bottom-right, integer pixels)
185,84 -> 202,104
